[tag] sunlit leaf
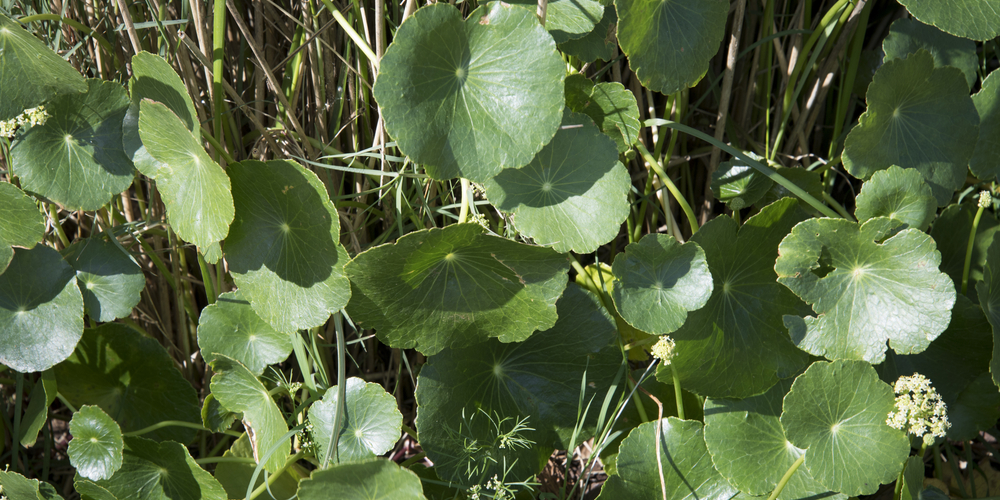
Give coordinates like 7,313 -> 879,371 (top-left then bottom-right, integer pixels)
62,238 -> 144,322
346,224 -> 567,355
0,182 -> 44,272
564,75 -> 641,153
309,377 -> 402,464
196,290 -> 293,375
777,217 -> 956,363
0,245 -> 83,373
971,70 -> 1000,182
93,436 -> 227,500
373,3 -> 565,181
610,233 -> 712,334
54,323 -> 201,443
484,109 -> 630,253
297,459 -> 425,500
882,18 -> 978,88
854,166 -> 937,230
897,0 -> 1000,41
843,50 -> 979,206
614,0 -> 728,95
12,79 -> 134,211
224,159 -> 350,332
508,0 -> 604,43
0,470 -> 63,500
0,12 -> 86,121
69,405 -> 124,481
780,360 -> 910,496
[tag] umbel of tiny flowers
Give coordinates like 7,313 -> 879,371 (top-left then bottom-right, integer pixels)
0,106 -> 49,137
886,373 -> 950,447
651,336 -> 676,364
980,190 -> 993,209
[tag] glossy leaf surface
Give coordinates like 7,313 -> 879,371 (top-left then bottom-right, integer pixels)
0,470 -> 63,500
897,0 -> 1000,40
309,377 -> 403,464
297,459 -> 425,500
62,238 -> 144,322
854,166 -> 937,230
0,182 -> 44,272
374,3 -> 565,181
558,6 -> 617,63
196,290 -> 293,375
508,0 -> 604,43
564,75 -> 641,153
69,405 -> 124,481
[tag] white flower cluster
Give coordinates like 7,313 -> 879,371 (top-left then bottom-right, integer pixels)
0,106 -> 49,137
980,190 -> 993,209
468,475 -> 513,500
651,336 -> 676,364
886,373 -> 950,446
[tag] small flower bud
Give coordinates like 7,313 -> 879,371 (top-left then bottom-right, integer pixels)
980,190 -> 992,209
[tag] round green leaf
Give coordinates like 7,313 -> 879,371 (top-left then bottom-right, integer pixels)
0,470 -> 63,500
854,166 -> 937,230
0,182 -> 45,272
932,202 -> 1000,301
558,5 -> 618,63
346,224 -> 567,355
597,418 -> 738,500
780,360 -> 910,496
897,0 -> 1000,41
123,51 -> 199,178
704,378 -> 846,500
971,70 -> 1000,181
62,238 -> 144,322
661,198 -> 811,398
564,75 -> 641,153
224,159 -> 350,332
373,2 -> 565,181
776,217 -> 956,363
197,290 -> 292,375
415,284 -> 619,484
610,233 -> 712,334
11,79 -> 134,211
843,50 -> 979,206
69,405 -> 124,481
309,377 -> 402,464
0,12 -> 86,121
138,99 -> 233,251
883,18 -> 978,89
54,323 -> 201,443
615,0 -> 728,95
93,436 -> 227,500
484,109 -> 630,253
0,244 -> 83,373
210,355 -> 290,474
297,459 -> 425,500
213,433 -> 300,500
508,0 -> 604,43
711,153 -> 775,211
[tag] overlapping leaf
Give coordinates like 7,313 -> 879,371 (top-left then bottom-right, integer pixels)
0,470 -> 63,500
971,70 -> 1000,181
0,245 -> 83,373
484,109 -> 630,253
309,377 -> 403,465
123,51 -> 198,177
610,233 -> 712,334
62,238 -> 144,322
373,2 -> 565,181
780,360 -> 910,496
776,217 -> 956,363
0,12 -> 86,121
977,238 -> 1000,388
224,159 -> 350,332
19,369 -> 57,446
213,433 -> 301,500
54,323 -> 201,443
558,6 -> 617,63
597,418 -> 738,500
210,355 -> 289,473
897,0 -> 1000,41
564,75 -> 641,153
197,290 -> 293,375
843,50 -> 979,205
883,18 -> 978,88
704,379 -> 845,500
657,198 -> 811,398
615,0 -> 728,95
297,459 -> 425,500
933,203 -> 1000,300
12,79 -> 134,211
0,182 -> 44,272
92,436 -> 227,500
711,153 -> 774,211
854,166 -> 937,230
346,223 -> 567,355
416,284 -> 619,484
508,0 -> 604,43
69,405 -> 124,481
138,100 -> 233,251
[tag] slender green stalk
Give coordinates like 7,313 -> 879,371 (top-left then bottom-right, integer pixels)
635,142 -> 699,233
47,205 -> 70,247
212,0 -> 227,163
458,178 -> 471,224
195,456 -> 257,465
670,364 -> 685,421
962,192 -> 991,295
196,253 -> 217,304
322,312 -> 348,468
18,14 -> 121,68
766,454 -> 805,500
12,372 -> 23,473
322,0 -> 379,68
248,452 -> 304,500
122,420 -> 242,438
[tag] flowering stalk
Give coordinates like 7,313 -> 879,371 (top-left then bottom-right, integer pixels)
962,190 -> 992,295
651,336 -> 684,420
886,374 -> 950,500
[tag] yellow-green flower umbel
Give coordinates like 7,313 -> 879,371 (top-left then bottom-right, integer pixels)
886,373 -> 950,446
651,336 -> 676,364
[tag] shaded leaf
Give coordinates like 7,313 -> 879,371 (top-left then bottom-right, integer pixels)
346,223 -> 567,355
197,290 -> 293,375
297,459 -> 425,500
93,436 -> 226,500
711,153 -> 775,211
213,433 -> 301,500
0,470 -> 63,500
932,202 -> 1000,301
12,79 -> 134,211
0,245 -> 83,373
780,360 -> 910,496
776,217 -> 956,363
971,70 -> 1000,181
19,369 -> 57,446
977,238 -> 1000,389
508,0 -> 604,43
62,238 -> 144,322
897,0 -> 1000,41
309,377 -> 402,465
854,165 -> 937,231
883,18 -> 978,88
54,323 -> 201,443
558,5 -> 618,63
69,405 -> 124,481
201,393 -> 239,434
225,159 -> 350,332
484,109 -> 630,253
565,75 -> 640,153
843,50 -> 979,206
373,3 -> 565,181
614,0 -> 728,95
0,182 -> 45,272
